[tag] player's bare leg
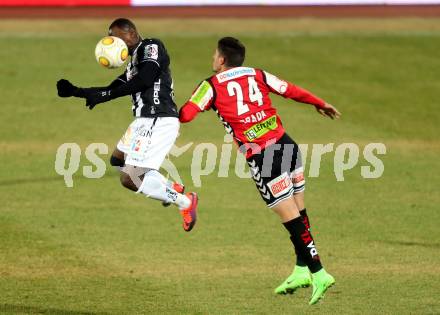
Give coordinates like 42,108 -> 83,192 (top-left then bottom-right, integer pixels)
272,195 -> 335,304
110,147 -> 185,196
109,148 -> 197,231
293,191 -> 305,212
109,148 -> 137,191
271,196 -> 300,222
111,147 -> 186,204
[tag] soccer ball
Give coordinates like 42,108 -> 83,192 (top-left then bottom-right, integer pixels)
94,36 -> 129,69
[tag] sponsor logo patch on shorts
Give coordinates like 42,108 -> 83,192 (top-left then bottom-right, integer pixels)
131,139 -> 142,152
291,167 -> 305,188
267,172 -> 293,198
293,173 -> 304,184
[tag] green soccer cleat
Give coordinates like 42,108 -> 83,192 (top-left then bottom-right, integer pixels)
274,266 -> 312,295
309,269 -> 335,305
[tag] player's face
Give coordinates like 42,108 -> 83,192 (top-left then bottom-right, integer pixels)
109,26 -> 139,53
212,49 -> 224,73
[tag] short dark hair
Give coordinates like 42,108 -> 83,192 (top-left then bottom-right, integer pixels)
217,37 -> 245,67
109,18 -> 137,33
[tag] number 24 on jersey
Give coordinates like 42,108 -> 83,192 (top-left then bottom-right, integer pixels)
227,77 -> 263,115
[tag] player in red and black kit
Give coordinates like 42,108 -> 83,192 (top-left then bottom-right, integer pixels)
179,37 -> 341,305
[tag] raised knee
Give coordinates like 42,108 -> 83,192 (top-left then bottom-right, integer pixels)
120,173 -> 135,190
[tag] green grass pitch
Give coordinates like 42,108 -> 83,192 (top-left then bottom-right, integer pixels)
0,18 -> 439,314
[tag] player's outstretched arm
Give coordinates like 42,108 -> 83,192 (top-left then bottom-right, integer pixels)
83,62 -> 160,110
179,102 -> 201,123
56,73 -> 126,99
316,102 -> 341,120
282,84 -> 341,119
263,71 -> 341,119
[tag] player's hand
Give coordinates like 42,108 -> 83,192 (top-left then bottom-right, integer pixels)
316,103 -> 341,120
84,90 -> 112,110
57,79 -> 78,97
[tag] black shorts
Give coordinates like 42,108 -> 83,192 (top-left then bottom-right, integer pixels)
246,133 -> 305,208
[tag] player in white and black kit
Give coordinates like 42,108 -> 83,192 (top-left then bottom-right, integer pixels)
56,18 -> 198,232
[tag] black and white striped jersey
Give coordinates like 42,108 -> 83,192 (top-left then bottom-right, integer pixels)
122,38 -> 178,118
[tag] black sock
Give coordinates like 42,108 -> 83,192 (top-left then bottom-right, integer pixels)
283,216 -> 322,273
296,208 -> 310,267
300,208 -> 310,230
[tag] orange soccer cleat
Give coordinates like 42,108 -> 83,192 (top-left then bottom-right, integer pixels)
180,192 -> 198,232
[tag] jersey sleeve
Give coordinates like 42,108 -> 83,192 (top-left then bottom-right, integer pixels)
179,80 -> 214,123
188,80 -> 214,111
263,71 -> 326,108
138,39 -> 167,68
108,72 -> 127,89
77,72 -> 127,97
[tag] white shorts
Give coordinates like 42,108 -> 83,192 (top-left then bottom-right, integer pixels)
117,117 -> 179,170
